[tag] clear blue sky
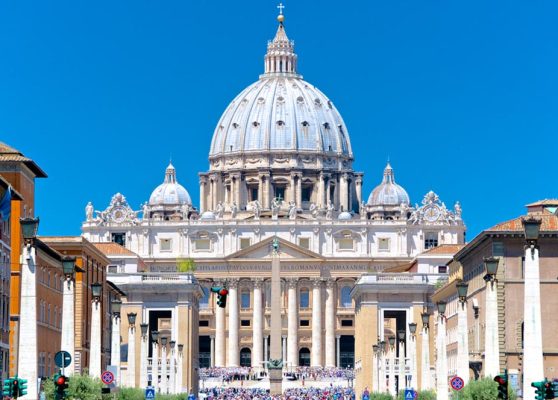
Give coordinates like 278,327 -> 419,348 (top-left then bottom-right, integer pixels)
1,1 -> 557,239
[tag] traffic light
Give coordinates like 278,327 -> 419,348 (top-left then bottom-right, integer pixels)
551,382 -> 558,399
3,378 -> 13,397
533,380 -> 547,400
54,374 -> 69,399
18,378 -> 28,396
211,286 -> 229,308
494,371 -> 508,399
11,377 -> 19,398
545,380 -> 556,399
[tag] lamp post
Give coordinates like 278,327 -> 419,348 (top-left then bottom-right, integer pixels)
420,312 -> 431,390
160,336 -> 168,394
127,312 -> 137,387
61,256 -> 77,374
456,281 -> 470,385
388,336 -> 396,396
169,340 -> 176,394
436,301 -> 448,400
151,331 -> 160,391
90,282 -> 103,378
397,330 -> 406,393
408,322 -> 418,390
176,344 -> 184,394
140,323 -> 149,388
17,217 -> 40,399
111,300 -> 122,385
522,216 -> 543,400
482,256 -> 500,377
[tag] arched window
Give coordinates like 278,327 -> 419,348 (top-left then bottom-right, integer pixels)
300,289 -> 309,309
299,348 -> 311,367
240,348 -> 251,367
340,286 -> 352,308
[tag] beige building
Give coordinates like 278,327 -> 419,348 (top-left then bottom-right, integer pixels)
433,200 -> 558,397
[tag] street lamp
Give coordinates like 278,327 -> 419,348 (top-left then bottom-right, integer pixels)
111,300 -> 122,317
177,344 -> 184,353
161,337 -> 168,346
483,257 -> 499,282
388,336 -> 396,348
437,301 -> 447,317
397,330 -> 405,342
127,312 -> 137,326
522,216 -> 542,254
91,283 -> 102,301
151,330 -> 159,343
456,280 -> 469,303
62,256 -> 76,279
140,323 -> 149,337
408,323 -> 417,336
421,312 -> 430,330
20,217 -> 39,243
170,340 -> 176,350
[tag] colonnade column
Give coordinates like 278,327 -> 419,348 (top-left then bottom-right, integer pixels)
436,313 -> 448,400
282,336 -> 287,365
264,336 -> 269,369
252,279 -> 264,370
169,341 -> 176,394
325,279 -> 336,367
388,341 -> 396,396
152,335 -> 159,391
215,298 -> 226,367
140,324 -> 149,389
210,335 -> 215,368
160,339 -> 168,394
228,279 -> 240,367
336,335 -> 341,368
420,318 -> 431,390
287,278 -> 299,367
311,278 -> 323,367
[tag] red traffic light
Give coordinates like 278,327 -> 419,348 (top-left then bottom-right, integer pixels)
12,380 -> 18,387
219,288 -> 229,296
494,376 -> 507,385
56,376 -> 66,386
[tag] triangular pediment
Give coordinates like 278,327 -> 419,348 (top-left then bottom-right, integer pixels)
226,236 -> 324,261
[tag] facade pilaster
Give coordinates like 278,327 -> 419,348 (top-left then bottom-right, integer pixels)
227,279 -> 240,367
311,278 -> 323,367
286,278 -> 299,367
252,279 -> 264,370
325,279 -> 336,367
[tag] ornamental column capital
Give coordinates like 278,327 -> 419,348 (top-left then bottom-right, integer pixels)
311,278 -> 323,288
325,279 -> 337,289
286,277 -> 299,289
227,278 -> 240,289
253,278 -> 265,289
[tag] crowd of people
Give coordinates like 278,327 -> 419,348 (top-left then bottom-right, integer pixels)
199,367 -> 355,383
199,386 -> 355,400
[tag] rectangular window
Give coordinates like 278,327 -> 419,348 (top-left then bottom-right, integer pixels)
194,239 -> 211,251
341,319 -> 353,327
492,242 -> 504,257
378,238 -> 390,252
241,319 -> 251,327
240,238 -> 251,250
300,290 -> 309,308
274,186 -> 286,201
160,238 -> 172,251
301,186 -> 313,202
424,232 -> 438,249
249,187 -> 259,202
339,238 -> 353,250
298,237 -> 310,249
300,319 -> 310,327
111,233 -> 126,247
241,291 -> 250,309
438,266 -> 448,274
199,320 -> 209,327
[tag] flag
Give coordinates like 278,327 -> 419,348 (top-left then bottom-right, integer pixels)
0,186 -> 12,220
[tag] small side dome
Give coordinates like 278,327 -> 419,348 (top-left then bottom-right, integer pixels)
367,163 -> 410,206
338,211 -> 352,220
200,211 -> 216,220
149,163 -> 192,206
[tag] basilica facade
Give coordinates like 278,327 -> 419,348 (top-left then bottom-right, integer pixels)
82,13 -> 466,394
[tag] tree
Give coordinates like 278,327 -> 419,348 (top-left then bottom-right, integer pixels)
459,378 -> 517,400
177,258 -> 196,273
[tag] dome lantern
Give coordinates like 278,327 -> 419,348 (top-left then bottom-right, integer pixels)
367,163 -> 410,206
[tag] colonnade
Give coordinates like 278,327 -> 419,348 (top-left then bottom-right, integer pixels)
210,277 -> 345,369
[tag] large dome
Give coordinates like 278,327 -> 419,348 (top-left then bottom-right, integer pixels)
209,21 -> 352,160
367,163 -> 410,206
149,163 -> 192,206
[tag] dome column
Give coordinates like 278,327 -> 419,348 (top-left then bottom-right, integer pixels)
296,173 -> 302,208
340,173 -> 349,212
199,175 -> 208,213
355,175 -> 363,209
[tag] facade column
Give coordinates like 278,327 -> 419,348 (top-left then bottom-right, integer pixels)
340,173 -> 348,212
289,174 -> 296,203
325,178 -> 331,206
228,279 -> 240,367
90,294 -> 102,378
484,268 -> 500,377
160,340 -> 168,394
215,302 -> 226,367
252,279 -> 264,370
325,279 -> 336,367
111,313 -> 121,384
169,342 -> 176,394
264,174 -> 271,209
420,323 -> 431,390
264,336 -> 269,369
410,331 -> 418,390
199,176 -> 207,213
296,174 -> 302,208
61,275 -> 76,374
355,176 -> 363,209
523,246 -> 544,399
151,338 -> 159,391
311,278 -> 323,367
436,315 -> 448,400
318,173 -> 325,207
286,278 -> 299,367
17,244 -> 38,400
336,335 -> 341,368
127,318 -> 136,387
210,335 -> 215,368
457,300 -> 469,385
398,338 -> 405,393
282,336 -> 287,365
140,326 -> 149,389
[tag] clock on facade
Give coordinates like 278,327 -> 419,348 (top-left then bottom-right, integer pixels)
424,205 -> 441,222
111,207 -> 126,223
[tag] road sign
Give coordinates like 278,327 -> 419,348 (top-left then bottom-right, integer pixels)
54,351 -> 72,368
101,371 -> 114,385
450,376 -> 465,391
404,389 -> 417,399
145,387 -> 156,400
